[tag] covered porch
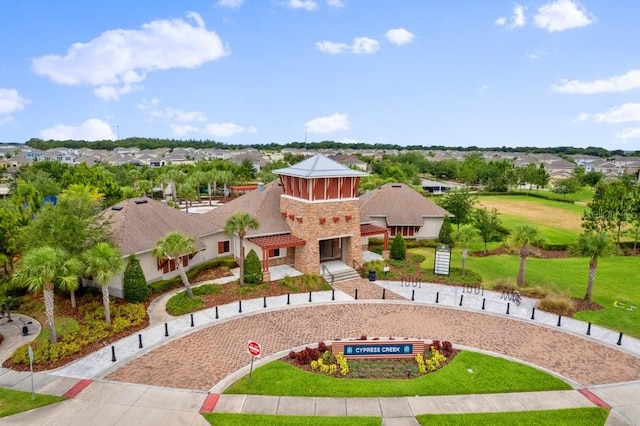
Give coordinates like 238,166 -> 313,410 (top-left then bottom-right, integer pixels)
360,223 -> 390,259
247,234 -> 306,282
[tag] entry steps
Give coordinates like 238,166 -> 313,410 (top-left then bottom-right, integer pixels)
320,261 -> 361,284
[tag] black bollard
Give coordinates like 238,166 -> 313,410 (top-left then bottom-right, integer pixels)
435,292 -> 439,304
459,295 -> 463,306
506,303 -> 510,315
138,334 -> 143,349
587,322 -> 592,335
190,313 -> 194,327
287,293 -> 290,305
382,288 -> 386,300
331,288 -> 335,300
239,300 -> 242,313
530,307 -> 536,320
111,346 -> 116,362
412,290 -> 415,301
215,306 -> 219,319
557,315 -> 562,327
355,289 -> 358,300
164,323 -> 169,337
309,291 -> 312,303
481,298 -> 486,310
263,296 -> 267,308
617,332 -> 623,346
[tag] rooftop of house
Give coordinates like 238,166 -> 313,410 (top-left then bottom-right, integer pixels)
273,154 -> 368,178
359,183 -> 450,226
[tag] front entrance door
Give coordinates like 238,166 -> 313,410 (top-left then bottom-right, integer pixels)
319,238 -> 341,261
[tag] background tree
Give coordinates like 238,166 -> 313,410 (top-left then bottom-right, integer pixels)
437,216 -> 453,245
82,242 -> 123,324
153,232 -> 196,297
583,179 -> 633,245
122,256 -> 148,303
452,225 -> 478,278
570,232 -> 616,302
223,212 -> 259,286
11,246 -> 82,343
243,249 -> 263,284
390,233 -> 406,260
552,176 -> 582,199
459,153 -> 485,186
473,207 -> 506,254
437,189 -> 477,229
511,223 -> 544,287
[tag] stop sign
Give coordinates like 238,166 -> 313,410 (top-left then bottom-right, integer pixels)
247,340 -> 261,357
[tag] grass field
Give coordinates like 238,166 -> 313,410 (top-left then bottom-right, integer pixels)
416,407 -> 609,426
412,247 -> 640,337
0,388 -> 65,418
224,351 -> 570,397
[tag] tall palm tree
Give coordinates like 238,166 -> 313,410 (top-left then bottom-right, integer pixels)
511,223 -> 544,287
571,232 -> 616,302
83,242 -> 123,325
153,232 -> 196,297
453,225 -> 478,278
223,212 -> 259,286
11,246 -> 82,343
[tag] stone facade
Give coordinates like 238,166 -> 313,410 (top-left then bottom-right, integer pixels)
280,196 -> 362,274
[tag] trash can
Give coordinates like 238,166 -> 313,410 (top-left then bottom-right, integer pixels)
368,270 -> 376,282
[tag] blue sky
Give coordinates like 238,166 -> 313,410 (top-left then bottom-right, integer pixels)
1,0 -> 639,149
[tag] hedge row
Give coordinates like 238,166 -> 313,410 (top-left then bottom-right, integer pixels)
148,256 -> 236,295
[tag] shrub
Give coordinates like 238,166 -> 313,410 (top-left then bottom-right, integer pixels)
493,278 -> 517,292
390,234 -> 406,260
123,256 -> 149,303
244,249 -> 263,284
537,292 -> 575,315
438,217 -> 453,245
166,291 -> 204,316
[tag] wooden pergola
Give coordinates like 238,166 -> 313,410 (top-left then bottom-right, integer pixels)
247,234 -> 307,272
360,223 -> 389,251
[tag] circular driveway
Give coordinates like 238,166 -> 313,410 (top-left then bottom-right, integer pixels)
105,303 -> 640,391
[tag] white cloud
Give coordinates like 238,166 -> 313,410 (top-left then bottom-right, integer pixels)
39,118 -> 116,141
279,0 -> 318,11
216,0 -> 244,8
352,37 -> 380,54
576,103 -> 640,124
203,122 -> 256,137
315,41 -> 350,54
534,0 -> 595,32
616,127 -> 640,141
385,28 -> 415,46
495,4 -> 526,30
31,12 -> 229,100
327,0 -> 344,8
305,113 -> 349,133
171,124 -> 200,137
316,37 -> 379,55
138,98 -> 208,123
526,49 -> 545,61
0,89 -> 31,124
480,85 -> 489,92
551,70 -> 640,94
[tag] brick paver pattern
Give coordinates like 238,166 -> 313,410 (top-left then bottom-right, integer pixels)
105,303 -> 640,391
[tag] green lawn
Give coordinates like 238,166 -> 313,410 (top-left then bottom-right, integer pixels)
224,351 -> 570,397
203,413 -> 381,425
416,407 -> 609,425
479,194 -> 588,214
0,388 -> 65,418
497,214 -> 580,246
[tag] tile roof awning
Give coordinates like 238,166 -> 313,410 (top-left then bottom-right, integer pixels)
360,223 -> 389,237
248,234 -> 306,250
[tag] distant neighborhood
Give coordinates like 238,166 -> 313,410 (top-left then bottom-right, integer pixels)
1,143 -> 639,185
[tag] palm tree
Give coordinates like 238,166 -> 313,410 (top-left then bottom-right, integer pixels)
11,246 -> 82,343
223,212 -> 259,286
571,232 -> 616,302
453,225 -> 478,278
511,223 -> 544,287
153,232 -> 196,297
83,242 -> 123,325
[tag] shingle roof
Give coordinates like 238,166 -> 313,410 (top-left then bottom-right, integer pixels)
104,197 -> 210,256
273,154 -> 368,178
359,183 -> 450,226
202,181 -> 290,237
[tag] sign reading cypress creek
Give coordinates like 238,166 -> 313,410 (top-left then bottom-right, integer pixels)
332,339 -> 425,359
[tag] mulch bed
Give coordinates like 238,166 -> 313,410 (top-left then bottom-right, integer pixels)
283,344 -> 460,379
471,246 -> 569,258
